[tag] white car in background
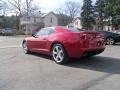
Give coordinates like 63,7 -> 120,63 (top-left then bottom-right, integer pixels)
1,28 -> 13,35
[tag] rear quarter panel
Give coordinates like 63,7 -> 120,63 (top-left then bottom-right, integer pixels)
47,32 -> 82,57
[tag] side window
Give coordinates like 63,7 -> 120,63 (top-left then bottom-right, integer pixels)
34,18 -> 36,23
48,29 -> 55,35
45,28 -> 55,35
36,29 -> 45,36
36,28 -> 55,36
50,17 -> 53,23
43,28 -> 55,35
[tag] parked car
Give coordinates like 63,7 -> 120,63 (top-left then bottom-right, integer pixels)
22,26 -> 106,64
100,31 -> 120,45
113,30 -> 120,34
1,28 -> 13,35
0,29 -> 3,35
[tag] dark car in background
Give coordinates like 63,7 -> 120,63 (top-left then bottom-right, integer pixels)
100,31 -> 120,45
113,30 -> 120,34
0,29 -> 3,35
1,28 -> 13,35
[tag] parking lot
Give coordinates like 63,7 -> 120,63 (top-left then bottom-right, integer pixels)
0,36 -> 120,90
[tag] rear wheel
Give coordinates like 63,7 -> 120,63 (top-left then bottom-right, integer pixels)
86,49 -> 105,58
52,44 -> 68,64
22,41 -> 30,54
106,37 -> 115,45
86,53 -> 99,58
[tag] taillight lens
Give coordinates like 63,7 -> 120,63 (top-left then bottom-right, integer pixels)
81,34 -> 87,40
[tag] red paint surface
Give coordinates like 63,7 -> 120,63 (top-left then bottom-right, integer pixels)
24,26 -> 106,58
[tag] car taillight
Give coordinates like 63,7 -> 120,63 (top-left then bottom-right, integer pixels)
81,34 -> 87,40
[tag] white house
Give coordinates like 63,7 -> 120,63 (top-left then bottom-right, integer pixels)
67,17 -> 82,29
20,12 -> 71,34
43,12 -> 58,27
73,17 -> 82,29
67,17 -> 113,31
20,15 -> 43,34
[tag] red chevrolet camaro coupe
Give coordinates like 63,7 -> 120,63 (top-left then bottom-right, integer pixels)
22,26 -> 106,64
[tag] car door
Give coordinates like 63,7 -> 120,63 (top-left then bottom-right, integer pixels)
37,28 -> 55,52
37,28 -> 49,52
41,28 -> 55,52
29,28 -> 55,53
29,28 -> 46,51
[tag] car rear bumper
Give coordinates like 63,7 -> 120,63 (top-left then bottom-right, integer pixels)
68,46 -> 106,58
64,38 -> 106,58
81,48 -> 105,57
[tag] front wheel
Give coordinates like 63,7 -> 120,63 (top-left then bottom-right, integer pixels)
22,41 -> 30,54
52,44 -> 68,64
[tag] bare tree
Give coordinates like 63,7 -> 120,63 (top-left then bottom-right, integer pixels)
26,0 -> 32,15
0,0 -> 9,16
8,0 -> 40,16
65,0 -> 80,19
23,0 -> 40,16
7,0 -> 23,31
7,0 -> 40,32
57,0 -> 80,23
56,8 -> 72,26
8,0 -> 23,16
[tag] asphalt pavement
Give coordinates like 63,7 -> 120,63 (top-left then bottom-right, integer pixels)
0,36 -> 120,90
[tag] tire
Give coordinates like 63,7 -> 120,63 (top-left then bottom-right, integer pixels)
22,41 -> 30,54
52,43 -> 68,64
85,49 -> 105,58
86,53 -> 99,58
106,37 -> 115,45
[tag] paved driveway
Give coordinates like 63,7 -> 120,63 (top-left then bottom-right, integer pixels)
0,36 -> 120,90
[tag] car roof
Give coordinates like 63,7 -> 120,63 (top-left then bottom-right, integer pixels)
43,26 -> 68,33
43,26 -> 84,33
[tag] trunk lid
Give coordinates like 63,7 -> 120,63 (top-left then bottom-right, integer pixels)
78,31 -> 105,48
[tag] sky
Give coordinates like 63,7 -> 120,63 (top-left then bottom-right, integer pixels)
0,0 -> 96,15
35,0 -> 96,13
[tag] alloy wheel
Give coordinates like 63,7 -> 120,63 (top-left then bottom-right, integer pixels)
22,42 -> 28,54
106,38 -> 115,45
52,45 -> 65,63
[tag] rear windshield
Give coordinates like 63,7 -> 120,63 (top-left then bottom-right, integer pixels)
66,27 -> 84,32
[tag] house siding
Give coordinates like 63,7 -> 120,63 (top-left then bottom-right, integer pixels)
73,18 -> 82,29
20,12 -> 70,34
43,13 -> 58,27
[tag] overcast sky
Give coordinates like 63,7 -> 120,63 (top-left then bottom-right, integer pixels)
1,0 -> 96,15
35,0 -> 96,13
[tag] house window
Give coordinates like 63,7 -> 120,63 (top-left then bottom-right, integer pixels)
50,17 -> 53,23
27,17 -> 30,20
75,21 -> 78,25
34,18 -> 36,23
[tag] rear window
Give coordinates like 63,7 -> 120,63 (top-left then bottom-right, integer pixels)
64,27 -> 84,32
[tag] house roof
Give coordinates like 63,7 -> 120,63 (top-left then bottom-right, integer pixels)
21,11 -> 71,19
21,11 -> 72,26
41,11 -> 57,18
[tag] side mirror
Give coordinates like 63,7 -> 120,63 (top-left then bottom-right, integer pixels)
32,34 -> 38,38
32,34 -> 35,37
